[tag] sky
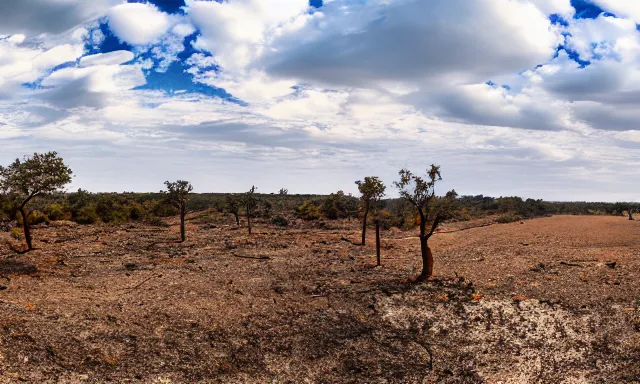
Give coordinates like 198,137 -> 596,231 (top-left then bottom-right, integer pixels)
2,0 -> 640,201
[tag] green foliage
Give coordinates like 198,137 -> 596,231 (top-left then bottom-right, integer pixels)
271,216 -> 289,227
496,213 -> 523,224
74,205 -> 100,225
244,186 -> 258,212
297,200 -> 322,220
394,165 -> 457,236
321,191 -> 358,220
10,227 -> 22,240
44,204 -> 69,221
16,210 -> 49,226
151,199 -> 178,217
356,177 -> 386,209
373,209 -> 397,230
255,199 -> 273,218
164,180 -> 193,210
225,194 -> 242,215
0,152 -> 73,206
0,152 -> 73,249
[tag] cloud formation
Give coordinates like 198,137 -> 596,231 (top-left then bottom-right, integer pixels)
2,0 -> 640,200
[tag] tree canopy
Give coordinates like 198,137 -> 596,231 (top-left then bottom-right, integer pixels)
0,152 -> 73,207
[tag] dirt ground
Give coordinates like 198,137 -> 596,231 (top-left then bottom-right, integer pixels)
0,214 -> 639,383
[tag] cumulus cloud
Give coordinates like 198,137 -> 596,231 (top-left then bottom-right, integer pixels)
4,0 -> 640,198
108,3 -> 174,45
592,0 -> 640,22
185,0 -> 310,72
0,0 -> 121,35
262,0 -> 562,87
36,64 -> 146,109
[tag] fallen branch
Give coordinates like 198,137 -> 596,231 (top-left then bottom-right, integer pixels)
232,254 -> 271,261
122,274 -> 162,292
560,261 -> 582,267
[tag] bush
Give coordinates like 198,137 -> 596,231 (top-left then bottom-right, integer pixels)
373,209 -> 398,230
145,216 -> 169,227
129,202 -> 146,221
321,191 -> 358,220
10,227 -> 22,240
44,204 -> 70,221
16,211 -> 49,226
271,216 -> 288,227
297,200 -> 321,220
75,205 -> 100,225
496,213 -> 522,224
151,200 -> 178,217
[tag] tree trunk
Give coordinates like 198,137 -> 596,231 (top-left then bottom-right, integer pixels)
18,207 -> 33,251
415,209 -> 433,281
629,209 -> 634,220
417,235 -> 433,281
234,212 -> 240,226
180,205 -> 186,242
361,209 -> 369,246
247,204 -> 252,234
376,221 -> 381,267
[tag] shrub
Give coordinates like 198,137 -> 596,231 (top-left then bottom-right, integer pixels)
129,202 -> 146,221
374,209 -> 398,230
271,216 -> 288,227
146,216 -> 169,227
10,227 -> 22,240
321,191 -> 358,220
75,205 -> 100,225
297,200 -> 321,220
496,213 -> 522,224
44,204 -> 70,221
17,211 -> 49,226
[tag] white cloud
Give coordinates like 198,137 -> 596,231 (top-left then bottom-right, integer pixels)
80,51 -> 135,67
5,0 -> 640,199
0,0 -> 121,35
185,0 -> 310,73
262,0 -> 562,87
592,0 -> 640,22
108,3 -> 174,45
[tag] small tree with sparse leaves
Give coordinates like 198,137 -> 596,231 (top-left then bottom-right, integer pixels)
355,177 -> 386,246
164,180 -> 193,242
279,188 -> 288,195
245,186 -> 257,234
0,152 -> 72,251
225,194 -> 242,226
394,165 -> 457,281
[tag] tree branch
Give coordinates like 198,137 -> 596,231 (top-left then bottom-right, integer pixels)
426,214 -> 441,239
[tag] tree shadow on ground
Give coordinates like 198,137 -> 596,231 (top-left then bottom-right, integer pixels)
0,260 -> 38,276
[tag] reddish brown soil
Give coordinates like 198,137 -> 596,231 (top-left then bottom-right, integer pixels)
0,215 -> 639,383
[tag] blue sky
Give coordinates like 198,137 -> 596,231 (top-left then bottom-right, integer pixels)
2,0 -> 640,201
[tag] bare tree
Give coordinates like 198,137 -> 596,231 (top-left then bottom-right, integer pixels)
164,180 -> 193,242
355,177 -> 386,246
225,194 -> 242,226
245,186 -> 257,234
394,165 -> 457,281
0,152 -> 72,251
279,188 -> 288,195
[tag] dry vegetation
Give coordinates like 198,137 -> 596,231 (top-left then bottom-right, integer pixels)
0,214 -> 639,383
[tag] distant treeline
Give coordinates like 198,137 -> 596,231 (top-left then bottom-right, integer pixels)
1,189 -> 637,228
